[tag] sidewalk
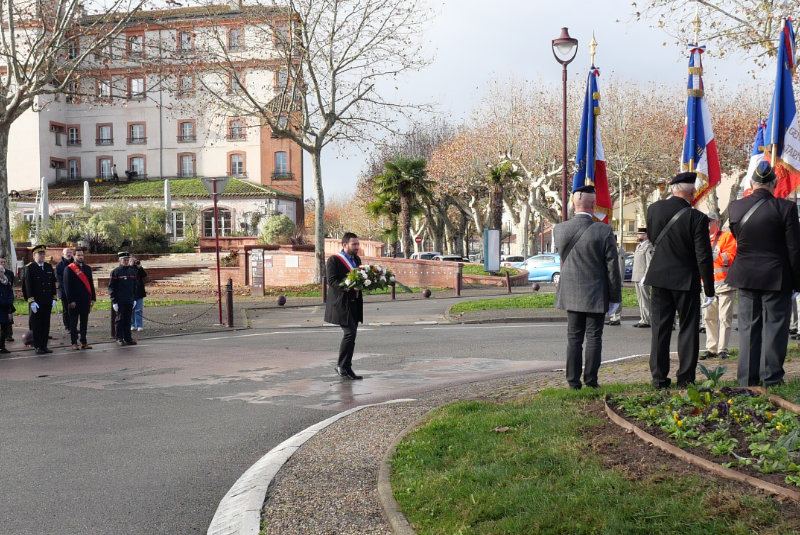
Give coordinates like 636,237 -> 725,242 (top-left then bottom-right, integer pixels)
254,352 -> 800,534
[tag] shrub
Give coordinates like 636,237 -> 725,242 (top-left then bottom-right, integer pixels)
35,217 -> 82,245
259,214 -> 296,245
170,239 -> 197,253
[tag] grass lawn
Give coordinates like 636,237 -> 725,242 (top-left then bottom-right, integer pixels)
449,287 -> 637,314
391,386 -> 800,534
12,298 -> 203,315
259,284 -> 445,298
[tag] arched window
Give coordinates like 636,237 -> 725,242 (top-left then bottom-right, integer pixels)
202,208 -> 232,237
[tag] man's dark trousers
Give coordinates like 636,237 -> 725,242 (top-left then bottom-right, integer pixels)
69,307 -> 89,345
115,305 -> 133,342
566,311 -> 605,388
338,312 -> 358,370
30,302 -> 52,350
650,286 -> 701,387
60,297 -> 70,330
738,289 -> 791,386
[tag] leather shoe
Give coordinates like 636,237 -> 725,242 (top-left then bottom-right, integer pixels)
345,368 -> 363,380
717,349 -> 729,360
125,340 -> 137,345
116,339 -> 127,346
632,323 -> 650,328
654,380 -> 671,390
43,348 -> 53,354
81,344 -> 92,350
72,344 -> 80,350
35,348 -> 47,355
6,336 -> 14,342
0,348 -> 9,354
607,320 -> 620,326
569,384 -> 582,390
699,350 -> 716,360
335,366 -> 347,377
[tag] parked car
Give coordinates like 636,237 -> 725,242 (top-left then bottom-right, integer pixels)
409,251 -> 441,260
432,255 -> 467,262
515,254 -> 562,284
624,254 -> 634,282
501,255 -> 525,267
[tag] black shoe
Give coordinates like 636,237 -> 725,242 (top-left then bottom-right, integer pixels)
35,348 -> 47,355
699,327 -> 706,333
585,383 -> 600,389
43,348 -> 52,354
676,381 -> 693,389
345,368 -> 363,380
699,350 -> 716,361
791,328 -> 798,335
632,323 -> 650,328
6,336 -> 14,342
654,380 -> 672,390
335,366 -> 347,377
0,348 -> 9,354
607,320 -> 620,326
717,349 -> 729,360
116,339 -> 127,346
569,384 -> 582,390
125,339 -> 137,345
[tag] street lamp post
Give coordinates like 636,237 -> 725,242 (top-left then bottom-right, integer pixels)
551,27 -> 578,222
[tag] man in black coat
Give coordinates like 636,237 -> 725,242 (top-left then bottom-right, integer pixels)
644,172 -> 715,389
0,255 -> 16,342
108,251 -> 138,346
324,232 -> 364,380
55,246 -> 74,331
727,161 -> 800,386
23,244 -> 57,354
62,248 -> 96,350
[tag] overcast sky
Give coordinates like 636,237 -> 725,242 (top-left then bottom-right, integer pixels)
308,0 -> 776,200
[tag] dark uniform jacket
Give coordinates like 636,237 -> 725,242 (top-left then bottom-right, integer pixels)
108,265 -> 138,305
55,257 -> 72,299
133,266 -> 147,299
726,188 -> 800,292
644,196 -> 715,296
23,262 -> 57,305
63,261 -> 97,312
324,253 -> 364,326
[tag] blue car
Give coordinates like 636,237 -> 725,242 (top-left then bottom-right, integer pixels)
515,254 -> 562,284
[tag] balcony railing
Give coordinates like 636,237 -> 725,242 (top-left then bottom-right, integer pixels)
177,134 -> 196,142
96,138 -> 113,145
231,171 -> 247,178
226,133 -> 246,141
66,139 -> 81,146
271,171 -> 294,180
127,136 -> 147,144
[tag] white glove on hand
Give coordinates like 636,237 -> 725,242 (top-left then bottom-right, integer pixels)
607,302 -> 620,315
52,299 -> 57,309
701,296 -> 716,308
132,300 -> 137,308
30,302 -> 38,313
112,303 -> 119,312
793,292 -> 799,300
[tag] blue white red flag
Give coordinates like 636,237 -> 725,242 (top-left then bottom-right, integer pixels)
572,66 -> 611,223
764,19 -> 800,199
740,120 -> 766,195
680,44 -> 721,205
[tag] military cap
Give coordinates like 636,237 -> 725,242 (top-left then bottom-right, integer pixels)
752,161 -> 776,184
118,251 -> 130,258
32,244 -> 46,254
670,172 -> 697,185
637,227 -> 647,233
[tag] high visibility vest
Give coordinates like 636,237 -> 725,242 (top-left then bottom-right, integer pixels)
711,230 -> 737,283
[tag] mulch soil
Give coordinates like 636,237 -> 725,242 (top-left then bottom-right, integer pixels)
596,399 -> 800,522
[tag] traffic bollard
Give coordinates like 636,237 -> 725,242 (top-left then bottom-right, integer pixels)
322,277 -> 327,303
391,282 -> 396,300
506,271 -> 511,294
225,278 -> 234,327
456,266 -> 462,297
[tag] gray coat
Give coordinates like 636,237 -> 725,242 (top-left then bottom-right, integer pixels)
554,214 -> 622,313
631,239 -> 654,283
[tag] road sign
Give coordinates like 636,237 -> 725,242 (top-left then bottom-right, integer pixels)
201,177 -> 230,196
415,236 -> 422,244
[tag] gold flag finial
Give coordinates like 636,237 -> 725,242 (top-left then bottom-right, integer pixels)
589,32 -> 597,66
693,4 -> 701,44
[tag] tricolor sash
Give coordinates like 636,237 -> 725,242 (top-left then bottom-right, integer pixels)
335,251 -> 357,270
68,262 -> 93,296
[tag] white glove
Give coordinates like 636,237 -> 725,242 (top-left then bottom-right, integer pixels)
52,299 -> 57,309
607,302 -> 620,315
132,300 -> 137,308
701,296 -> 716,308
112,303 -> 119,312
30,302 -> 38,313
793,292 -> 799,300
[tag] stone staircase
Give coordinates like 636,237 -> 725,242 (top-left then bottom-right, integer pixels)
91,252 -> 219,294
148,267 -> 212,294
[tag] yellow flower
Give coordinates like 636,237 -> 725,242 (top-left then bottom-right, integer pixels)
777,423 -> 784,430
727,399 -> 733,404
673,412 -> 680,421
766,412 -> 773,419
649,408 -> 654,414
677,420 -> 683,427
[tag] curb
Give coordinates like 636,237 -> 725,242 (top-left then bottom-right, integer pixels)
377,414 -> 432,535
206,398 -> 416,535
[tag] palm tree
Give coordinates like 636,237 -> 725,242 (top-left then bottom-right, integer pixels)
366,192 -> 401,257
374,158 -> 434,258
486,161 -> 522,230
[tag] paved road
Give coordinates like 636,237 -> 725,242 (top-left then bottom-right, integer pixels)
1,303 -> 661,534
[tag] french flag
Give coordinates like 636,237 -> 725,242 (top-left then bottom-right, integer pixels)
740,120 -> 766,196
681,44 -> 721,205
572,66 -> 611,223
764,19 -> 800,199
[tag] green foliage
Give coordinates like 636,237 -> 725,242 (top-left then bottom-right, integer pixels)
83,202 -> 169,253
449,288 -> 638,314
35,217 -> 83,245
170,239 -> 197,253
11,218 -> 31,243
259,214 -> 296,245
698,364 -> 728,388
392,389 -> 798,534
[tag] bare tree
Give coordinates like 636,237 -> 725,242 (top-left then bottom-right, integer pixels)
195,0 -> 431,281
0,0 -> 146,258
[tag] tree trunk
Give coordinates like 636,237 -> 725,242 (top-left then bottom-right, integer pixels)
0,125 -> 13,260
489,181 -> 503,230
311,151 -> 325,283
515,201 -> 530,257
400,194 -> 412,257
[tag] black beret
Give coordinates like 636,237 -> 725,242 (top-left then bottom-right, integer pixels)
573,185 -> 596,194
752,161 -> 776,184
670,172 -> 697,185
32,244 -> 45,254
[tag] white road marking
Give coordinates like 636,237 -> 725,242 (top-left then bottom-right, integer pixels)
423,324 -> 556,330
2,345 -> 152,361
413,321 -> 439,325
201,328 -> 374,341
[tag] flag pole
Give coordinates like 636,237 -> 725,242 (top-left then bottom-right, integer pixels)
688,6 -> 699,176
769,18 -> 787,165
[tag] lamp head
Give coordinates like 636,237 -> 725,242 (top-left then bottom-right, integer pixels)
552,27 -> 578,65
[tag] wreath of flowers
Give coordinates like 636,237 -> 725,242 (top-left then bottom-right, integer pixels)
341,264 -> 396,292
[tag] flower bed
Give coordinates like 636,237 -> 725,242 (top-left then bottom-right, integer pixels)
607,384 -> 800,495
